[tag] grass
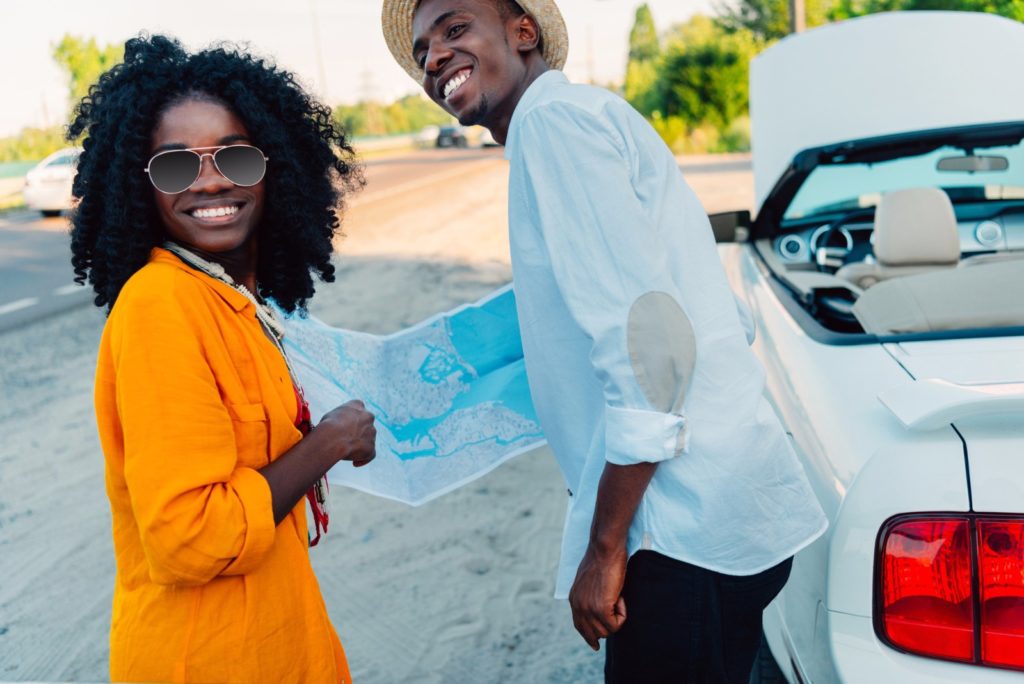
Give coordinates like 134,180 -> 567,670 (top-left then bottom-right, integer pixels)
0,192 -> 26,215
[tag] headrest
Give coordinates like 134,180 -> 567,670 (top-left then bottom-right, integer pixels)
873,187 -> 960,266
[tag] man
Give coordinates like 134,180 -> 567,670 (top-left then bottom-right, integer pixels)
382,1 -> 827,681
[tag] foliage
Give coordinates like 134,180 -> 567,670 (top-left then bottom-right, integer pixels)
714,0 -> 835,41
624,60 -> 662,118
624,4 -> 662,117
0,126 -> 67,163
52,35 -> 124,111
657,16 -> 758,132
713,0 -> 1023,41
628,4 -> 660,62
830,0 -> 1024,20
0,35 -> 123,163
629,13 -> 757,153
334,94 -> 452,138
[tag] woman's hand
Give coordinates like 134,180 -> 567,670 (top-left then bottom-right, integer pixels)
315,399 -> 377,467
260,399 -> 377,524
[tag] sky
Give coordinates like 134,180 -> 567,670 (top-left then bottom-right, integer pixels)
0,0 -> 714,137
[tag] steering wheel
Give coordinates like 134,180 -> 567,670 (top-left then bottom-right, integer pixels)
814,208 -> 875,273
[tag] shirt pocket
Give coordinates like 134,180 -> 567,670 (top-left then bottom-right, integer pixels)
225,401 -> 270,468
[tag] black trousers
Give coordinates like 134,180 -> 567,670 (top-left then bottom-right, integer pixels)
605,551 -> 793,684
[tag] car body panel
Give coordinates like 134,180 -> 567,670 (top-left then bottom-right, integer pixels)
957,417 -> 1024,513
724,244 -> 973,682
892,337 -> 1024,384
829,612 -> 1024,683
22,147 -> 80,212
872,339 -> 1024,430
750,12 -> 1024,211
884,338 -> 1024,512
22,182 -> 73,212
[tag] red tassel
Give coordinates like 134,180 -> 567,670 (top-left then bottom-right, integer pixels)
294,385 -> 329,547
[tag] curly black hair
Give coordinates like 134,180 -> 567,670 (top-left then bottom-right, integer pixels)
68,34 -> 363,313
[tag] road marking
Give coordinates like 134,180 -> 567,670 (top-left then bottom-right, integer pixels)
0,297 -> 39,316
53,283 -> 83,296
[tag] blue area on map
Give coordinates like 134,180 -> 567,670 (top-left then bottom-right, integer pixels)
386,288 -> 538,460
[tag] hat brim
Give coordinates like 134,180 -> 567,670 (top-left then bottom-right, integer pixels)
382,0 -> 568,83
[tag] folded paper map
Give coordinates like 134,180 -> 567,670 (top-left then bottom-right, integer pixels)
280,285 -> 546,505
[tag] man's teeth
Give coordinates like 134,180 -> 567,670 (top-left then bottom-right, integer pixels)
444,71 -> 470,99
191,206 -> 239,219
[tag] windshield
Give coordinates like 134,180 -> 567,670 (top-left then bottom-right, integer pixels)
784,141 -> 1024,220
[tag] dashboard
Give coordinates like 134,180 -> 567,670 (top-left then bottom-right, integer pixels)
774,210 -> 1024,264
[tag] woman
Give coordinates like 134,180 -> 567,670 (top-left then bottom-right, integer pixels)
69,35 -> 375,683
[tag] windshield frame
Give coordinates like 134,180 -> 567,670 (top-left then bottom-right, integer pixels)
752,121 -> 1024,239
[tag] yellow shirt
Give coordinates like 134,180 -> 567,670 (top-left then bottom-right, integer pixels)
94,247 -> 350,683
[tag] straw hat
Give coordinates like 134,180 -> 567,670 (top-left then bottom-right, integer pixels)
382,0 -> 568,83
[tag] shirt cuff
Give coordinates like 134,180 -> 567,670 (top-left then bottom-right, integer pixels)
604,405 -> 689,466
221,467 -> 276,575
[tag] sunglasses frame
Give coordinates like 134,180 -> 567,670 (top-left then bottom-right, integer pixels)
143,144 -> 270,195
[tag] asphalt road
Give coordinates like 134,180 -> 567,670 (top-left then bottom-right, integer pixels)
0,212 -> 90,331
0,147 -> 505,334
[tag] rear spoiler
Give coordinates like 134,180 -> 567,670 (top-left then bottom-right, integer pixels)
879,378 -> 1024,430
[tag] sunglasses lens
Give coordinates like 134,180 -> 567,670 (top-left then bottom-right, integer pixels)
215,146 -> 266,186
149,151 -> 201,194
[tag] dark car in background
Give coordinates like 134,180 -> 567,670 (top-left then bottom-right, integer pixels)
436,125 -> 468,149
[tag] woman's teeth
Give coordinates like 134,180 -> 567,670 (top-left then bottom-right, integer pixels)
444,70 -> 470,100
191,206 -> 238,219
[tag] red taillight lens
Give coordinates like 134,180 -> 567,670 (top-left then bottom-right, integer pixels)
879,518 -> 975,662
978,520 -> 1024,669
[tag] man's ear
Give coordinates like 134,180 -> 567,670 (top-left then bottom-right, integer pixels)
511,14 -> 541,55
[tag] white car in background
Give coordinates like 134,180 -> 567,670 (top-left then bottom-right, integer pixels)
414,125 -> 440,149
22,147 -> 81,217
705,12 -> 1024,683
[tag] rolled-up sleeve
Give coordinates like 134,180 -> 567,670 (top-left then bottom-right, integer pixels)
516,102 -> 697,466
111,288 -> 275,586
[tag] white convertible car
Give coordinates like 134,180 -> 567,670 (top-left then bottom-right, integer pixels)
708,12 -> 1024,683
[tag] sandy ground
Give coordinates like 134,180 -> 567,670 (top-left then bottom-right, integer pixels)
0,152 -> 751,683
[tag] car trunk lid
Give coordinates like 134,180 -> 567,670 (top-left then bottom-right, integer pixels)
881,336 -> 1024,512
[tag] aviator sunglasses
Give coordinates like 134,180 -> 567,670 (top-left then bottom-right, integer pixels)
144,144 -> 269,194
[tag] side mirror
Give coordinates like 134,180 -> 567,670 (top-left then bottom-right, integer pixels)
708,210 -> 751,243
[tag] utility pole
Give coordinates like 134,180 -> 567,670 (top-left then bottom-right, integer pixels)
41,94 -> 52,129
586,24 -> 595,85
359,64 -> 378,103
308,0 -> 329,100
790,0 -> 806,33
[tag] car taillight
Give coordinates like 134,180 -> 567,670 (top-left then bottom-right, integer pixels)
877,515 -> 1024,672
978,520 -> 1024,669
879,518 -> 974,662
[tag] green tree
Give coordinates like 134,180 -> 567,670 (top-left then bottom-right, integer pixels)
0,126 -> 67,163
624,4 -> 662,117
628,4 -> 660,61
831,0 -> 1024,20
333,94 -> 451,138
52,35 -> 124,111
656,16 -> 757,131
714,0 -> 834,41
390,94 -> 451,131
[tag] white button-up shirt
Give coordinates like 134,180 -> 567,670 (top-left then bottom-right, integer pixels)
505,71 -> 827,598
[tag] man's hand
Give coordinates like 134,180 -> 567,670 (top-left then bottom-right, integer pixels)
568,542 -> 628,651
